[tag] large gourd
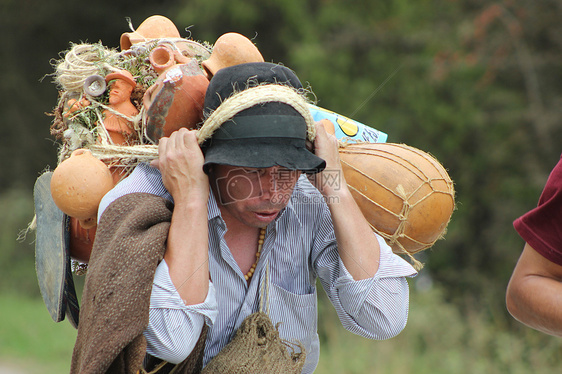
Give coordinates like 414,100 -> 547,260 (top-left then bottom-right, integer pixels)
339,142 -> 455,257
50,149 -> 114,230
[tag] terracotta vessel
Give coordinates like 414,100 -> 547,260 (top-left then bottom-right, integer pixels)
201,32 -> 264,79
149,45 -> 178,74
148,43 -> 195,74
339,143 -> 455,255
69,217 -> 96,263
143,58 -> 209,143
174,40 -> 211,61
120,15 -> 181,51
50,149 -> 115,230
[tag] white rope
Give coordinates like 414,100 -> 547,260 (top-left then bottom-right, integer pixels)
197,84 -> 316,144
83,84 -> 314,168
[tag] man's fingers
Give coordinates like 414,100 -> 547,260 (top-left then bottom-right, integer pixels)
150,159 -> 160,169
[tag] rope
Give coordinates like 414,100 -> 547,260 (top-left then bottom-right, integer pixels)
89,144 -> 158,165
82,84 -> 315,165
259,261 -> 271,316
54,43 -> 121,92
197,84 -> 316,144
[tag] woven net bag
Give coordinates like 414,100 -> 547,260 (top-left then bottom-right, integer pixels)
339,143 -> 455,261
201,312 -> 305,374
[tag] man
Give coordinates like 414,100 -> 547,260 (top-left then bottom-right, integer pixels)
91,62 -> 416,373
506,154 -> 562,337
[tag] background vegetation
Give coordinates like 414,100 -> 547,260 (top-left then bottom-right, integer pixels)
1,0 -> 561,372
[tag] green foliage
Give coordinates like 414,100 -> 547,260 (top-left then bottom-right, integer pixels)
171,0 -> 562,312
316,283 -> 562,374
0,293 -> 76,373
2,284 -> 561,373
3,0 -> 562,371
0,189 -> 41,297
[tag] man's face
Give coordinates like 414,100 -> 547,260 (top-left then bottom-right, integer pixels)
108,79 -> 133,105
210,164 -> 301,228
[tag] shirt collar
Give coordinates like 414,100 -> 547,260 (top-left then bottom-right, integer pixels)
207,188 -> 223,221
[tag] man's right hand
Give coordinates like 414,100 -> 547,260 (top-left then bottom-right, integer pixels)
151,128 -> 209,204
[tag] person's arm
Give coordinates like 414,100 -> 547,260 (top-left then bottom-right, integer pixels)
313,226 -> 416,339
144,259 -> 217,364
151,128 -> 210,305
309,121 -> 380,280
310,121 -> 416,338
506,243 -> 562,336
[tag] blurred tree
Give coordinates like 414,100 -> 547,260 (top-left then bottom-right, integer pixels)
174,0 -> 562,314
3,0 -> 561,321
0,0 -> 183,192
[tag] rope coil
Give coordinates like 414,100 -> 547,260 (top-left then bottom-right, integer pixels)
197,84 -> 316,144
86,84 -> 316,167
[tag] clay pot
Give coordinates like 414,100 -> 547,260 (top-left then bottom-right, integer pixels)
120,15 -> 181,51
201,32 -> 264,79
174,40 -> 211,61
50,149 -> 115,230
339,143 -> 455,255
66,162 -> 126,264
69,217 -> 96,263
143,58 -> 209,143
149,45 -> 176,74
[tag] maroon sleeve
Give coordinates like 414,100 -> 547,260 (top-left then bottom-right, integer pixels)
513,154 -> 562,265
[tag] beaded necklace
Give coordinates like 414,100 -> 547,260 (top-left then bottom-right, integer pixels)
244,228 -> 266,281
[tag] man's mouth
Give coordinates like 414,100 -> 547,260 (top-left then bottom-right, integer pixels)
254,211 -> 279,220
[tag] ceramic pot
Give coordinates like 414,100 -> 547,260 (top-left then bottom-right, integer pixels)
66,164 -> 125,264
201,32 -> 264,79
339,143 -> 455,255
149,45 -> 176,74
143,58 -> 209,143
69,217 -> 96,263
50,149 -> 114,230
120,15 -> 181,51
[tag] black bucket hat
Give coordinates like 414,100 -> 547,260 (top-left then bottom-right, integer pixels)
201,62 -> 326,174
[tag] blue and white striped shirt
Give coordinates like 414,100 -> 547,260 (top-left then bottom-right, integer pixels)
99,163 -> 417,373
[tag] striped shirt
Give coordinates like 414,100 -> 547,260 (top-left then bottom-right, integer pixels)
98,163 -> 417,373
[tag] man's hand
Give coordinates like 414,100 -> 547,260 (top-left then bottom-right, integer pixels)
308,120 -> 346,197
150,128 -> 209,204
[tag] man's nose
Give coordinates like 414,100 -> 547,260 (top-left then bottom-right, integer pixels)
260,167 -> 281,196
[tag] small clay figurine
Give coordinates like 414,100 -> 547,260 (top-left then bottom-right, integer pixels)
103,70 -> 139,144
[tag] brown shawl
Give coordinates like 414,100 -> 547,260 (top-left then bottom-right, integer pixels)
70,192 -> 206,374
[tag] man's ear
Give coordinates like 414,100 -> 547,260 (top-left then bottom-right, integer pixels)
305,139 -> 315,153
